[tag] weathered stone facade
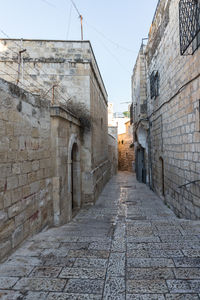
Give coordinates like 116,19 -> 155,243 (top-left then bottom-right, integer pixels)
108,124 -> 118,176
0,78 -> 53,261
118,121 -> 134,172
0,39 -> 109,204
0,40 -> 111,261
107,102 -> 118,175
132,0 -> 200,219
50,106 -> 82,226
131,43 -> 149,183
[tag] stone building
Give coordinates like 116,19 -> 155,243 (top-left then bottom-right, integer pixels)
0,40 -> 111,261
131,42 -> 149,183
118,120 -> 134,172
131,0 -> 200,219
108,103 -> 118,175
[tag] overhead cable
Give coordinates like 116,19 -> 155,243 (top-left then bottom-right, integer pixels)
40,0 -> 56,8
66,3 -> 72,39
85,21 -> 138,53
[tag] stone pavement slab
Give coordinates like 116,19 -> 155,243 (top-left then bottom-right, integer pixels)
0,172 -> 200,299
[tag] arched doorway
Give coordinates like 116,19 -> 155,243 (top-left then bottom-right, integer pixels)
68,134 -> 81,219
136,147 -> 146,183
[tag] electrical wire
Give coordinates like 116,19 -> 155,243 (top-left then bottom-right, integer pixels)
93,34 -> 131,74
40,0 -> 56,8
0,44 -> 52,98
66,3 -> 72,39
0,28 -> 73,102
3,62 -> 50,97
0,70 -> 24,85
68,0 -> 137,54
0,22 -> 133,102
70,0 -> 81,17
85,21 -> 138,54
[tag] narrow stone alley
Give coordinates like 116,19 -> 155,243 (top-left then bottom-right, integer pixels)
0,172 -> 200,299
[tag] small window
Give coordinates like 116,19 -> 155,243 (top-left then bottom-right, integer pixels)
150,71 -> 159,99
179,0 -> 200,55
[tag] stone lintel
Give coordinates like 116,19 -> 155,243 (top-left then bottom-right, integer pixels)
50,106 -> 80,127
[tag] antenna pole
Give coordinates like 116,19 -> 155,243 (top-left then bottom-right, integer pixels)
71,0 -> 83,40
17,49 -> 26,86
80,15 -> 83,40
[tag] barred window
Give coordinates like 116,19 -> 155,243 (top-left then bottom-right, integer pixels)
179,0 -> 200,55
150,71 -> 159,99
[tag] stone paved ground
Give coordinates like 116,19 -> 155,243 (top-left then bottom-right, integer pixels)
0,172 -> 200,299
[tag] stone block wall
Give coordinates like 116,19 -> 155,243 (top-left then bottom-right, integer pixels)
0,39 -> 109,206
90,70 -> 109,202
108,126 -> 118,177
132,44 -> 147,122
50,106 -> 81,225
118,122 -> 134,172
146,0 -> 200,219
0,78 -> 53,261
0,40 -> 92,107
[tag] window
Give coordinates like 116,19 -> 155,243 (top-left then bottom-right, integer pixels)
101,117 -> 103,128
179,0 -> 200,55
150,71 -> 159,99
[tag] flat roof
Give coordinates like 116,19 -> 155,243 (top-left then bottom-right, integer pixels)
0,38 -> 108,97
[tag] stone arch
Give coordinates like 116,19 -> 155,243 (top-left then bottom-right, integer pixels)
68,134 -> 81,217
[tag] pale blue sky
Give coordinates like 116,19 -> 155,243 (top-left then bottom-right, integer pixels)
0,0 -> 158,112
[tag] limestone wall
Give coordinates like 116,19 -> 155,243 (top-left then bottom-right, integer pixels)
146,0 -> 200,219
90,71 -> 109,201
118,122 -> 134,172
132,45 -> 147,122
0,40 -> 92,108
0,39 -> 109,205
108,127 -> 118,176
0,78 -> 53,261
50,106 -> 81,226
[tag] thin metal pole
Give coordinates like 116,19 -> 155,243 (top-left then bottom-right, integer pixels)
70,0 -> 83,41
16,49 -> 26,86
21,39 -> 24,85
80,15 -> 83,40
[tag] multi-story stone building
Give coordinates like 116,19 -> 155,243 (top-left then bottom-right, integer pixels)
131,42 -> 149,183
0,40 -> 111,261
132,0 -> 200,219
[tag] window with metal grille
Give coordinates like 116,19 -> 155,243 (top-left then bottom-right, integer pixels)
150,71 -> 159,99
179,0 -> 200,55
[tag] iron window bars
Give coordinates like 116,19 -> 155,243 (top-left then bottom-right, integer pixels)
179,0 -> 200,55
150,71 -> 159,99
